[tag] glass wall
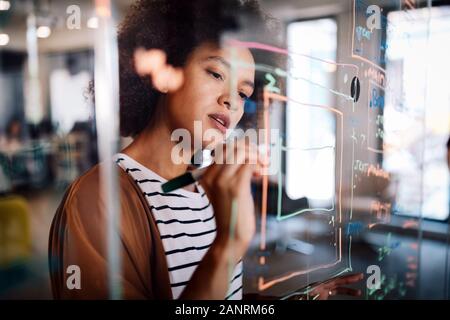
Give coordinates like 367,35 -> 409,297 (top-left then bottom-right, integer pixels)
0,0 -> 449,300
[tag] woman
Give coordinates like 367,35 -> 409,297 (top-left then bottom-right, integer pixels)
49,0 -> 362,300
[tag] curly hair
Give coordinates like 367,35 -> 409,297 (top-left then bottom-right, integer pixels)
116,0 -> 276,137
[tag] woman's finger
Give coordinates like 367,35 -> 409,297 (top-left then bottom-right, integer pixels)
333,287 -> 362,297
200,162 -> 224,190
234,162 -> 256,193
217,141 -> 258,178
327,273 -> 364,286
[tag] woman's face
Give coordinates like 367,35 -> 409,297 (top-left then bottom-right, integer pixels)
165,42 -> 255,150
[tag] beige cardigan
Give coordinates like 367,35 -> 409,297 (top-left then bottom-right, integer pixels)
48,163 -> 173,299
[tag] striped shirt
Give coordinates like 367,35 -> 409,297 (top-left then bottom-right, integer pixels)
115,153 -> 243,299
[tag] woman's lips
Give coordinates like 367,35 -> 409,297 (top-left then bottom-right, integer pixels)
208,113 -> 230,135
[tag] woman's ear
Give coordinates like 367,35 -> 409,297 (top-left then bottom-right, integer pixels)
134,48 -> 184,93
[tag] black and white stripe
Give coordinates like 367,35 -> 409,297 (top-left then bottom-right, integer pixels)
115,153 -> 242,300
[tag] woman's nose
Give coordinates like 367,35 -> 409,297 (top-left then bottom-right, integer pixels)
218,94 -> 231,110
218,94 -> 242,112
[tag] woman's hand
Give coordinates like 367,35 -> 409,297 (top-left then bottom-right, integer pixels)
180,139 -> 265,299
200,139 -> 264,262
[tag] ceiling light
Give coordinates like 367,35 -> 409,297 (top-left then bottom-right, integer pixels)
87,17 -> 99,29
0,33 -> 10,46
0,0 -> 10,11
37,26 -> 51,38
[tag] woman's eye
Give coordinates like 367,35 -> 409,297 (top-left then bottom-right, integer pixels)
207,69 -> 249,101
207,70 -> 223,81
239,92 -> 249,100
